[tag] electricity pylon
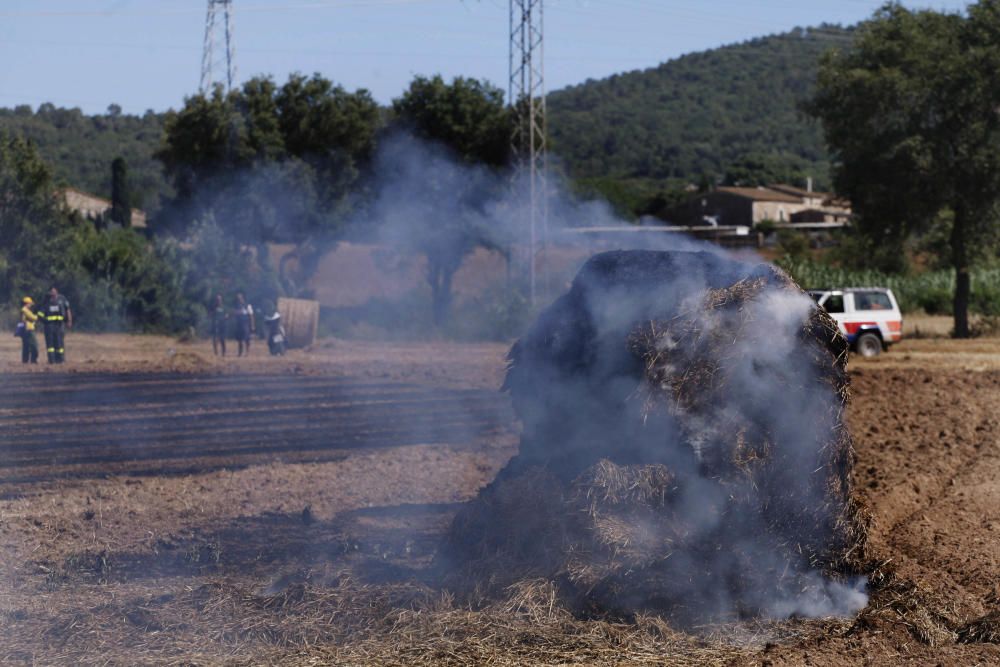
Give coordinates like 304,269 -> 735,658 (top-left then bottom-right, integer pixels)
200,0 -> 237,93
510,0 -> 547,304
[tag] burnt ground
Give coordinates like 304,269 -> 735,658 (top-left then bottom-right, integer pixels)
0,335 -> 998,665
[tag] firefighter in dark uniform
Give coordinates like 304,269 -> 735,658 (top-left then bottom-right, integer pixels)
42,286 -> 72,364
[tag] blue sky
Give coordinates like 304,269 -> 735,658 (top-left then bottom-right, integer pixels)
0,0 -> 972,114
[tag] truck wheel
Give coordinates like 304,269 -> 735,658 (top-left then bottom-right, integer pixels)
856,332 -> 882,358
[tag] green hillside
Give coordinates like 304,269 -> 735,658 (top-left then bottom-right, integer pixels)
548,25 -> 852,190
0,104 -> 169,213
0,25 -> 852,217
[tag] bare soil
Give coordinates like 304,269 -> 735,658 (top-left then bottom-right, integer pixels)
0,334 -> 998,665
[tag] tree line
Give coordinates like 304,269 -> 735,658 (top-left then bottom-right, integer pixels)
0,103 -> 170,214
1,73 -> 513,332
1,27 -> 850,221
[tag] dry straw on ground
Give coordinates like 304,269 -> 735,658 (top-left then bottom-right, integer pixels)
3,572 -> 766,666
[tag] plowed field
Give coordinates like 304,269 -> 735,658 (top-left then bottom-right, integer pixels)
0,334 -> 998,665
0,374 -> 512,484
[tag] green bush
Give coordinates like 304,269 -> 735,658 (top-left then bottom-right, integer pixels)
173,219 -> 283,335
775,228 -> 808,260
915,287 -> 952,315
446,286 -> 534,341
65,226 -> 192,332
756,219 -> 777,235
971,288 -> 1000,317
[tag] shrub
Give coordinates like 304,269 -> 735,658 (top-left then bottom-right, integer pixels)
971,288 -> 1000,317
915,287 -> 952,315
446,286 -> 534,341
775,228 -> 809,260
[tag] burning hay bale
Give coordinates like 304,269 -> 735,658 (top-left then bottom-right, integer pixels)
442,250 -> 868,624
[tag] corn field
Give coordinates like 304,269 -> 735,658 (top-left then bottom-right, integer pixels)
776,257 -> 1000,315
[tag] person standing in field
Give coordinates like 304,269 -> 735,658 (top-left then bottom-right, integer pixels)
19,296 -> 39,364
233,292 -> 255,357
264,303 -> 286,356
41,286 -> 72,364
211,293 -> 228,357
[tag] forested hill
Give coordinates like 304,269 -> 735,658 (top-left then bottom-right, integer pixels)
0,105 -> 169,211
0,25 -> 852,212
548,25 -> 853,188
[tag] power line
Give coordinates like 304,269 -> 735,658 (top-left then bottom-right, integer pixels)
0,0 -> 443,18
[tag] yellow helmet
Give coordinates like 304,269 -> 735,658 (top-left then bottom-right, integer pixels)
22,296 -> 33,305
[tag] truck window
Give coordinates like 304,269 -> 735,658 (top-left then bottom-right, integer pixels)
855,291 -> 893,311
821,294 -> 845,313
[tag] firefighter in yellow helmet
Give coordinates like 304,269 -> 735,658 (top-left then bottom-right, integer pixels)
19,297 -> 39,364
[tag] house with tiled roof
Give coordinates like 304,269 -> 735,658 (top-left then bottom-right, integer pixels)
670,184 -> 851,229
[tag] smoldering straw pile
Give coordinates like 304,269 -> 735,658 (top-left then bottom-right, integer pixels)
441,249 -> 869,624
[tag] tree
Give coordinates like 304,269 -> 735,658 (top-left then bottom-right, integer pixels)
371,134 -> 508,326
721,152 -> 812,189
275,73 -> 380,224
236,77 -> 285,162
157,85 -> 252,209
70,225 -> 192,332
0,134 -> 74,304
809,3 -> 1000,337
392,75 -> 512,167
158,74 -> 379,242
276,73 -> 379,165
386,77 -> 513,325
110,157 -> 132,227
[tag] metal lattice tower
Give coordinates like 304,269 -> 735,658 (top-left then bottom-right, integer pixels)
509,0 -> 547,303
200,0 -> 237,94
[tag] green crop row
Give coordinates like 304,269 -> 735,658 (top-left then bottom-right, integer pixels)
775,257 -> 1000,316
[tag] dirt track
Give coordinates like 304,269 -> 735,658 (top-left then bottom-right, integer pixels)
0,335 -> 998,665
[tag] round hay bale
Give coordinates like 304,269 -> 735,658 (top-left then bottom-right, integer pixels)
441,250 -> 866,624
277,297 -> 319,349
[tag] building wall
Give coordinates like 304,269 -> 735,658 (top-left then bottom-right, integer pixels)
62,189 -> 109,219
752,201 -> 808,224
671,189 -> 852,228
59,188 -> 147,228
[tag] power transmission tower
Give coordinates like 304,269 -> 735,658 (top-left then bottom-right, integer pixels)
200,0 -> 237,94
509,0 -> 547,304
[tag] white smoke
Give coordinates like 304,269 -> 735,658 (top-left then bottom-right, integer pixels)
339,133 -> 869,622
